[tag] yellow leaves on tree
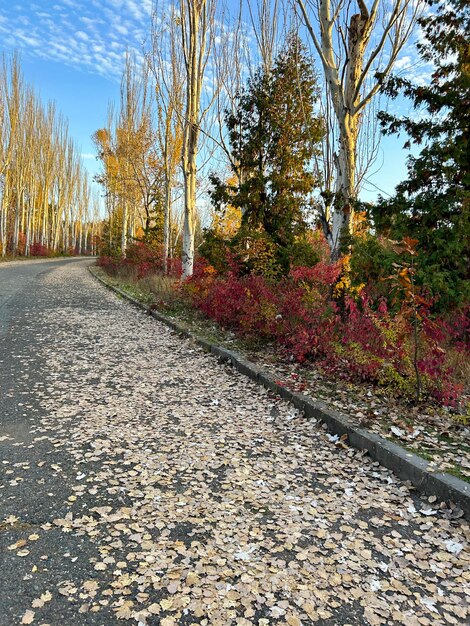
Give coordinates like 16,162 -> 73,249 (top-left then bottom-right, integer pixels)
211,203 -> 242,240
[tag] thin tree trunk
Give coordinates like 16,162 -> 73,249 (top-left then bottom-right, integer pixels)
163,173 -> 171,274
121,200 -> 128,257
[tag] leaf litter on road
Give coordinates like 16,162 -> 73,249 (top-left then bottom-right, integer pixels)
3,263 -> 469,625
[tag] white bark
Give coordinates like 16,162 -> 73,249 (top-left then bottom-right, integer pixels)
0,54 -> 97,257
295,0 -> 422,258
163,181 -> 172,274
180,0 -> 213,278
150,10 -> 184,274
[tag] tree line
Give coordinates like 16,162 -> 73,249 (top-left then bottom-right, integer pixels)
95,0 -> 468,307
0,54 -> 100,257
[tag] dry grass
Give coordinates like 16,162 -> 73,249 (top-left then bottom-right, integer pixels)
446,346 -> 470,389
139,273 -> 185,311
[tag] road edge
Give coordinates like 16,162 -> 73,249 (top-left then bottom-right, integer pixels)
89,265 -> 470,517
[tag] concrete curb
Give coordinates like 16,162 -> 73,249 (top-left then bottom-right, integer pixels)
89,266 -> 470,517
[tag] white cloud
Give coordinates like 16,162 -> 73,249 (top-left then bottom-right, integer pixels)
76,30 -> 89,41
0,0 -> 155,80
394,56 -> 412,70
114,24 -> 128,36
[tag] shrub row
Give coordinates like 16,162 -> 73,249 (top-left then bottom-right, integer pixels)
98,243 -> 468,407
186,259 -> 468,406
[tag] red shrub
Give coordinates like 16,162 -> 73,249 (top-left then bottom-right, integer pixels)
99,245 -> 467,406
98,243 -> 183,280
439,306 -> 470,353
29,242 -> 52,257
97,255 -> 119,275
186,258 -> 466,406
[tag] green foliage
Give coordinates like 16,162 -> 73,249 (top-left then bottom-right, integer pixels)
139,206 -> 164,247
288,233 -> 324,269
232,227 -> 281,278
99,207 -> 125,257
198,229 -> 230,273
376,0 -> 470,310
349,235 -> 398,301
209,33 -> 324,273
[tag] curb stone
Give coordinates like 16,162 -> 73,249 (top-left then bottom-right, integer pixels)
89,266 -> 470,517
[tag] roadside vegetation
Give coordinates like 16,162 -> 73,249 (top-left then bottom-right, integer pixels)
1,0 -> 464,470
1,1 -> 469,624
94,0 -> 469,477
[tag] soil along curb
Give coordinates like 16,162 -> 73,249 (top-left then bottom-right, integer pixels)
89,266 -> 470,517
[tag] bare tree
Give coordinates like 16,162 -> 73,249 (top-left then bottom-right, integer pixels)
179,0 -> 218,278
149,4 -> 185,273
294,0 -> 423,258
247,0 -> 289,74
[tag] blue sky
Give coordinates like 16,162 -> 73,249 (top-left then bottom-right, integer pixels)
0,0 -> 153,187
0,0 -> 424,203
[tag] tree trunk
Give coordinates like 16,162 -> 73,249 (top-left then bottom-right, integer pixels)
0,192 -> 8,256
180,0 -> 210,278
182,134 -> 197,277
163,171 -> 171,274
330,113 -> 357,259
121,201 -> 128,258
295,0 -> 422,260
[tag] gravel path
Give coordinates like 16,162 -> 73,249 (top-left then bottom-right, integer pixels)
0,260 -> 469,626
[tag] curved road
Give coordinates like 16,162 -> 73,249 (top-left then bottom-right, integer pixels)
0,259 -> 468,626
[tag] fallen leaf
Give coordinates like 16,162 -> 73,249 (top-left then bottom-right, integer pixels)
160,598 -> 173,611
21,610 -> 35,624
115,601 -> 133,619
420,508 -> 437,516
445,540 -> 464,555
8,539 -> 27,551
148,603 -> 160,615
94,562 -> 107,571
32,591 -> 52,608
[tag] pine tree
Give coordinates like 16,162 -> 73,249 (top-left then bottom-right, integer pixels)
375,0 -> 469,308
209,33 -> 324,272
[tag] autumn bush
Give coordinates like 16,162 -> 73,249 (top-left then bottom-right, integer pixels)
98,242 -> 182,280
29,242 -> 54,257
185,256 -> 467,406
98,240 -> 468,407
96,255 -> 119,275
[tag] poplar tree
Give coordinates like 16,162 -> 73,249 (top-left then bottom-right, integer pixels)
295,0 -> 423,259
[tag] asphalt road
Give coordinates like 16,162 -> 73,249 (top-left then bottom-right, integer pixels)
0,258 -> 87,337
0,259 -> 468,626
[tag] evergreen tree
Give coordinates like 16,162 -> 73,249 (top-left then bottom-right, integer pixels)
209,33 -> 324,272
375,0 -> 469,308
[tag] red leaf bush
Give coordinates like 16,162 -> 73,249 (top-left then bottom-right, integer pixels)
98,243 -> 182,280
29,242 -> 53,257
186,258 -> 467,406
98,246 -> 468,407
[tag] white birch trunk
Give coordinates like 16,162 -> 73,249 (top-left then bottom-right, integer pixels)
180,0 -> 211,278
163,177 -> 171,274
296,0 -> 422,259
121,201 -> 128,257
